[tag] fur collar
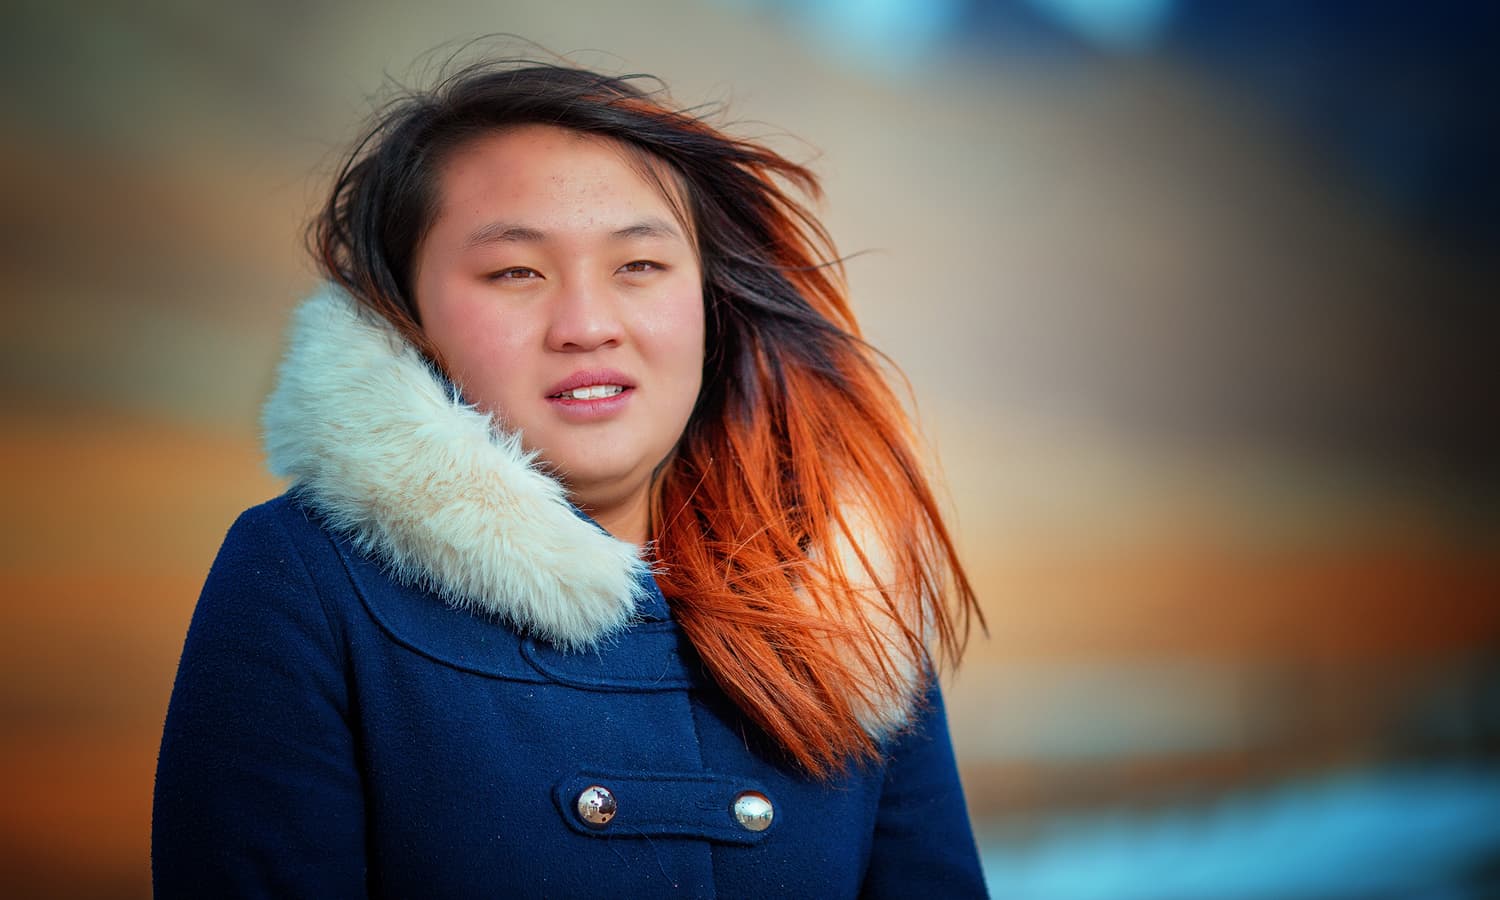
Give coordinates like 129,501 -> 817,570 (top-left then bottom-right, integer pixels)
262,286 -> 649,651
262,286 -> 922,739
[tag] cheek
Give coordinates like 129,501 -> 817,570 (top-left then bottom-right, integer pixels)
423,294 -> 538,405
645,285 -> 707,378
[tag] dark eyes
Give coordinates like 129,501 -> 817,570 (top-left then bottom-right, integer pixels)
490,267 -> 541,281
492,262 -> 663,279
488,262 -> 664,281
617,260 -> 664,274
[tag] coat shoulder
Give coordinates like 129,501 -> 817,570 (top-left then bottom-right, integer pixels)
199,490 -> 363,641
215,491 -> 352,583
213,491 -> 551,684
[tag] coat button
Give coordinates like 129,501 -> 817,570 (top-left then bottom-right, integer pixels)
576,785 -> 617,827
732,790 -> 774,832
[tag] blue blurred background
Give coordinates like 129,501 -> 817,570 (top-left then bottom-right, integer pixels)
2,1 -> 1496,896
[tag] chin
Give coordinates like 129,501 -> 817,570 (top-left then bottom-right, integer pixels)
554,461 -> 647,500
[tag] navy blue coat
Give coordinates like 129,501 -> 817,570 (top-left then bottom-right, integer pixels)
152,289 -> 987,897
152,494 -> 987,897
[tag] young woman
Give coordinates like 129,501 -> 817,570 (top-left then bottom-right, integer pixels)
152,60 -> 987,897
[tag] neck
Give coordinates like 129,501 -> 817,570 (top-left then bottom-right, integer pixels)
576,487 -> 651,547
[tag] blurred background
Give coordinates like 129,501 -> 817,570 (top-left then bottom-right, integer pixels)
3,1 -> 1498,896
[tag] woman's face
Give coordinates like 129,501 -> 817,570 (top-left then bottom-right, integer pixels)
412,125 -> 705,542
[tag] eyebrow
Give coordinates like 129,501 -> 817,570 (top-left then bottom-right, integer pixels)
610,217 -> 683,241
463,216 -> 684,248
463,222 -> 546,247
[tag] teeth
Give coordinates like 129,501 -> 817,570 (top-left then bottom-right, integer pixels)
561,384 -> 625,400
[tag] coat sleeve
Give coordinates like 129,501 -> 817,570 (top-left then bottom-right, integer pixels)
860,681 -> 989,898
152,500 -> 368,898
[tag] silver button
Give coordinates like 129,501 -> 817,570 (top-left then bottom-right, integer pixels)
576,785 -> 617,827
732,790 -> 774,832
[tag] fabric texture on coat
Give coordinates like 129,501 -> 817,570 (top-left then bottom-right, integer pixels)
151,286 -> 989,898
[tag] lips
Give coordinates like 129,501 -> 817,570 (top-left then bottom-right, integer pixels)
546,368 -> 636,399
554,384 -> 625,400
544,369 -> 636,422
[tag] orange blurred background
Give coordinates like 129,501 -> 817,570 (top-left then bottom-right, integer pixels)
3,2 -> 1497,896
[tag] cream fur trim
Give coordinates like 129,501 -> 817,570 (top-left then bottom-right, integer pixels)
261,286 -> 648,651
813,498 -> 929,741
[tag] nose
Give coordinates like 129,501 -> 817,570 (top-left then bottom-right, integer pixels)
545,274 -> 624,352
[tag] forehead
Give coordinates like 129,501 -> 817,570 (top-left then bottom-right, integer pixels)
431,125 -> 683,227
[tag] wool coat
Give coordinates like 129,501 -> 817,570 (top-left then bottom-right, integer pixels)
151,289 -> 988,898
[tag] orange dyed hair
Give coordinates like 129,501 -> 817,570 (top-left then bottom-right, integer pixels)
312,61 -> 982,778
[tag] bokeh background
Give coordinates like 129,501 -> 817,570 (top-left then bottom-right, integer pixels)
3,1 -> 1498,896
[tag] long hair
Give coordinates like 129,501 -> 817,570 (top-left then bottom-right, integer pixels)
311,60 -> 982,777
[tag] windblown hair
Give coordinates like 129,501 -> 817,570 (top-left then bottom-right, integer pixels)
311,59 -> 981,777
